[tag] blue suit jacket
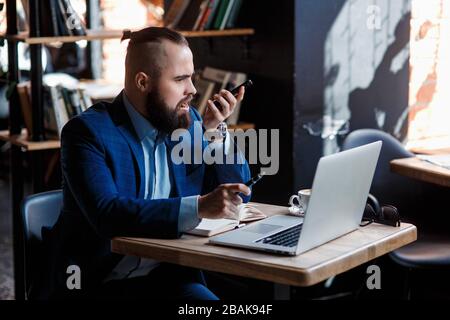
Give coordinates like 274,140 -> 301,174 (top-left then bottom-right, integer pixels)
42,92 -> 250,298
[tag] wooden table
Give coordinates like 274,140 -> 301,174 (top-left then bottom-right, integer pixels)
390,157 -> 450,187
111,203 -> 416,289
408,147 -> 450,155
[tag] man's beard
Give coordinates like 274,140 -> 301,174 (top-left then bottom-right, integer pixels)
145,89 -> 192,135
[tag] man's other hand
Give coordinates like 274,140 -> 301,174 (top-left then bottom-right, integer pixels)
198,183 -> 251,220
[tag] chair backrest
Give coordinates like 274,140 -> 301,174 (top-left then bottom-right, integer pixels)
342,129 -> 424,219
21,190 -> 62,299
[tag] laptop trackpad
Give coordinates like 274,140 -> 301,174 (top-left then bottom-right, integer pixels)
243,223 -> 283,234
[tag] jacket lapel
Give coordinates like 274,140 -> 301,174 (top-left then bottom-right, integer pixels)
110,92 -> 146,198
109,92 -> 202,198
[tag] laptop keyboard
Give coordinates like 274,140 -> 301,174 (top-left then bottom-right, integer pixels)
256,224 -> 302,247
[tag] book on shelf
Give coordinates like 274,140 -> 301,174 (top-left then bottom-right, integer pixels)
21,0 -> 87,37
17,0 -> 29,32
17,82 -> 33,134
58,0 -> 87,36
15,81 -> 66,138
202,66 -> 232,86
191,77 -> 215,115
199,0 -> 221,31
78,79 -> 123,101
164,0 -> 192,29
45,84 -> 94,138
193,66 -> 247,125
211,0 -> 233,30
176,0 -> 206,31
218,0 -> 236,30
225,0 -> 243,29
54,0 -> 71,36
44,86 -> 64,137
192,0 -> 211,31
77,87 -> 92,112
166,0 -> 243,31
186,203 -> 267,237
46,85 -> 71,138
191,66 -> 229,116
15,73 -> 97,139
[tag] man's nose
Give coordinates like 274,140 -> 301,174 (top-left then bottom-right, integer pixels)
186,78 -> 197,96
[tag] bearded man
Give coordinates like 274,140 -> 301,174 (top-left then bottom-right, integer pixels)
41,27 -> 250,300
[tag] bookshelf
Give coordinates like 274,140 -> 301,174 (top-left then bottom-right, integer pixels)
0,129 -> 61,151
1,28 -> 255,44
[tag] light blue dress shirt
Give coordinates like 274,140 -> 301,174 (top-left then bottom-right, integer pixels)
105,94 -> 200,280
122,94 -> 199,230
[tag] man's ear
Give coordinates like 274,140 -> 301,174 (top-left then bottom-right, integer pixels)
135,72 -> 151,93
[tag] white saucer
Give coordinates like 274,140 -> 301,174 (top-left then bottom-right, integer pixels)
288,206 -> 305,217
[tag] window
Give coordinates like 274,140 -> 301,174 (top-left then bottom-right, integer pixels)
100,0 -> 163,84
407,0 -> 450,152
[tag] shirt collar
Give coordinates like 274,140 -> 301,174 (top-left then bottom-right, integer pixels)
123,93 -> 159,142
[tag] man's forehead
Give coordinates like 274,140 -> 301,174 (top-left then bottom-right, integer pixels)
160,40 -> 194,73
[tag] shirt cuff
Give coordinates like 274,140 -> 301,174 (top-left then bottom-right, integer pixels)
178,195 -> 201,232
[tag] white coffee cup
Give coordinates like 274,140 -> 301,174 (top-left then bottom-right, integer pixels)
289,189 -> 311,215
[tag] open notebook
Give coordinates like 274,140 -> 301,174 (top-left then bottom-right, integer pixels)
186,203 -> 267,237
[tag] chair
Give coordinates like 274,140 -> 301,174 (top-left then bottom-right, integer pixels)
342,129 -> 450,299
21,190 -> 62,300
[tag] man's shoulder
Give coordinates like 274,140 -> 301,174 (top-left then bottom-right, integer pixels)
65,101 -> 114,130
79,101 -> 113,122
61,101 -> 118,142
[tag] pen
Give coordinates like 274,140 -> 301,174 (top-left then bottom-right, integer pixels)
236,172 -> 265,198
244,172 -> 265,188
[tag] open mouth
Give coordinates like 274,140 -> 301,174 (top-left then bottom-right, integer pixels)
179,102 -> 190,112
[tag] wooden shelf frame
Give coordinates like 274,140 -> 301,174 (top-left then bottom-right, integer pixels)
0,129 -> 60,151
1,28 -> 255,45
0,123 -> 254,152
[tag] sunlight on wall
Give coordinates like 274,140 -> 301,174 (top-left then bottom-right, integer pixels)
323,0 -> 410,154
407,0 -> 450,151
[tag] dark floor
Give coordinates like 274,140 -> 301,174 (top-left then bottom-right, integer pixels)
0,173 -> 14,300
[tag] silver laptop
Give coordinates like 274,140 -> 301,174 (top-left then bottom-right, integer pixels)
209,141 -> 382,256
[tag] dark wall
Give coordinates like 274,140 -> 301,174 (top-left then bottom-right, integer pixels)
293,0 -> 346,190
293,0 -> 410,190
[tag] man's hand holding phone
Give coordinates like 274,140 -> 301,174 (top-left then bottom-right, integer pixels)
202,80 -> 252,131
202,87 -> 245,131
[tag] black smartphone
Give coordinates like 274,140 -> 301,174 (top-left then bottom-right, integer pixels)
213,79 -> 253,111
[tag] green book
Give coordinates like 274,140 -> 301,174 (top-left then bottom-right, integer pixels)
218,0 -> 235,30
225,0 -> 242,29
212,0 -> 230,30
